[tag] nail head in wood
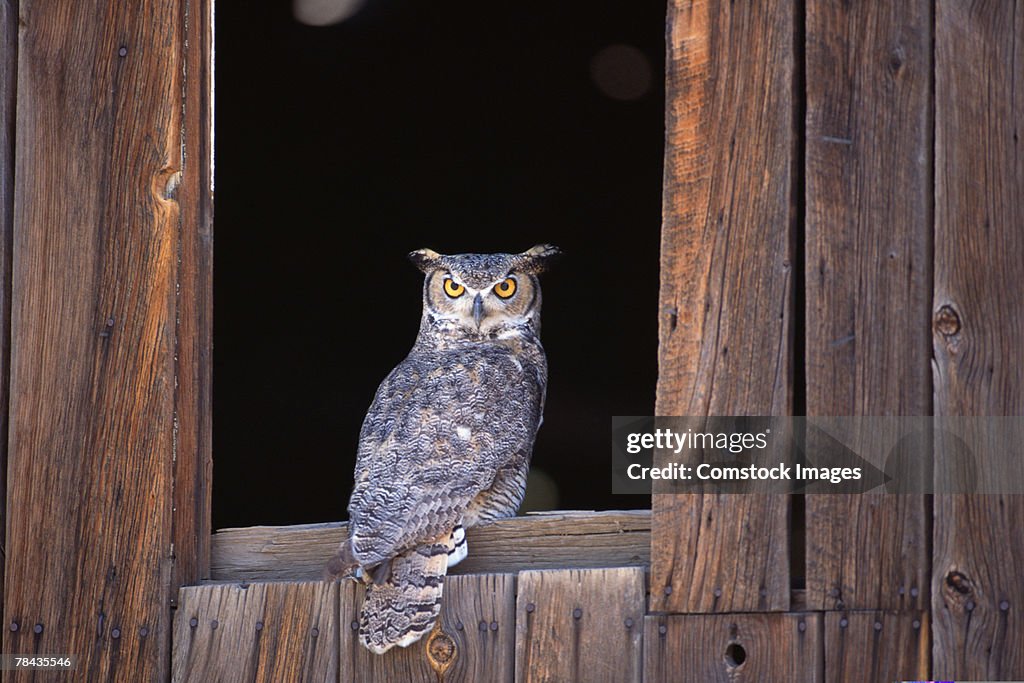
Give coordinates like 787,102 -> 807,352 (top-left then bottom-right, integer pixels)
839,618 -> 848,628
873,621 -> 882,631
1000,600 -> 1010,611
210,620 -> 219,630
118,46 -> 128,57
526,603 -> 535,613
139,626 -> 149,637
111,627 -> 121,639
9,622 -> 18,632
33,623 -> 43,634
189,617 -> 198,628
572,608 -> 583,620
257,621 -> 266,631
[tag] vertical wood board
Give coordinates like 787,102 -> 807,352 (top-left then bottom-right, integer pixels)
2,0 -> 211,679
173,581 -> 338,682
803,0 -> 931,611
340,573 -> 516,683
644,613 -> 822,682
514,567 -> 644,683
653,0 -> 795,614
174,0 -> 215,590
824,611 -> 928,682
0,0 -> 17,627
932,0 -> 1024,678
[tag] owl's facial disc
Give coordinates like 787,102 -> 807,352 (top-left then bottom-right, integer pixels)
425,264 -> 539,337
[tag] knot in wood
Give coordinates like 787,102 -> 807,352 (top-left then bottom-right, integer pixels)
426,629 -> 457,674
945,570 -> 972,595
934,305 -> 961,336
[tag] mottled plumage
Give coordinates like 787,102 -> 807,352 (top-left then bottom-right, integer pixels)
326,245 -> 559,654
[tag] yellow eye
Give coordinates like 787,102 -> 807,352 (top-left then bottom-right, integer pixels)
494,277 -> 517,299
443,277 -> 466,298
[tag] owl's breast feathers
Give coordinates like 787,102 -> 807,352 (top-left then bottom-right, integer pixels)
346,335 -> 547,569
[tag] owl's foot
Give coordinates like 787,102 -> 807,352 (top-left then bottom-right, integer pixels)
446,524 -> 468,568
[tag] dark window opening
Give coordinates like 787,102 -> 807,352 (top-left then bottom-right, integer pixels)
214,0 -> 664,529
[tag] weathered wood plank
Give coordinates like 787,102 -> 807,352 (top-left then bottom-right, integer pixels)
210,510 -> 650,581
174,0 -> 215,590
173,581 -> 337,682
2,1 -> 204,678
653,0 -> 794,613
340,573 -> 515,683
0,0 -> 17,625
514,567 -> 644,683
803,0 -> 931,611
933,1 -> 1024,677
644,613 -> 822,682
824,611 -> 928,681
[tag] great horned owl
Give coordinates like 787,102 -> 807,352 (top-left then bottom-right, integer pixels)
326,244 -> 559,654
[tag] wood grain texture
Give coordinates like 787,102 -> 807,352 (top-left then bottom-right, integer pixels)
824,611 -> 928,681
803,0 -> 931,612
340,573 -> 515,683
643,613 -> 822,683
2,1 -> 209,678
514,567 -> 644,683
210,510 -> 650,581
173,581 -> 337,682
932,0 -> 1024,677
0,0 -> 16,626
653,0 -> 794,613
174,0 -> 214,590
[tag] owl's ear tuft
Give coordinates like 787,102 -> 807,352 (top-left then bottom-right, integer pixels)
519,244 -> 562,274
408,248 -> 442,272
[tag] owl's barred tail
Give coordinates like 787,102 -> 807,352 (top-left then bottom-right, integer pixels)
358,532 -> 453,654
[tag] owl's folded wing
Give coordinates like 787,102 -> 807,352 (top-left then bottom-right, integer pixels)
343,347 -> 544,570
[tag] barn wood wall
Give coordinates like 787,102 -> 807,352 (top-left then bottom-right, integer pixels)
2,0 -> 1022,680
655,0 -> 1022,679
1,0 -> 212,679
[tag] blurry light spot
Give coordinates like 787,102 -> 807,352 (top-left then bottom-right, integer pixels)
293,0 -> 366,26
520,468 -> 559,513
590,44 -> 653,101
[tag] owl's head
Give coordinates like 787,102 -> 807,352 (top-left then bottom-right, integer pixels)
409,244 -> 560,339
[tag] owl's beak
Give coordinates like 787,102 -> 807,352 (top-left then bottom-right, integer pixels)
472,294 -> 484,329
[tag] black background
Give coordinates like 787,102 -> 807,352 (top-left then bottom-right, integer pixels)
214,0 -> 663,528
